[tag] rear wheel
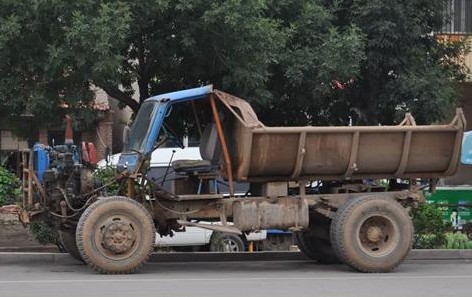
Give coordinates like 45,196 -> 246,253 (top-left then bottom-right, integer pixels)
76,196 -> 156,274
295,213 -> 339,264
330,196 -> 413,273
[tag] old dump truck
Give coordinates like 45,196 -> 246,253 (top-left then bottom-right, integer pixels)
19,85 -> 466,274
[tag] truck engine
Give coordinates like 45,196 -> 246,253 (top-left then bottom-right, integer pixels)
22,116 -> 98,229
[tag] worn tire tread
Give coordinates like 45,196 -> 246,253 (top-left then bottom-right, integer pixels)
296,231 -> 340,263
295,213 -> 340,264
76,196 -> 156,274
330,196 -> 413,273
59,230 -> 84,263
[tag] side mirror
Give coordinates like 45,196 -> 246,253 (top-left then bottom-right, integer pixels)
461,131 -> 472,165
123,125 -> 130,152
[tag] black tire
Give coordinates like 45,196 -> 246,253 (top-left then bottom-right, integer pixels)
210,233 -> 245,252
295,232 -> 339,264
294,232 -> 311,255
294,213 -> 340,264
76,196 -> 156,274
330,196 -> 413,273
59,229 -> 84,263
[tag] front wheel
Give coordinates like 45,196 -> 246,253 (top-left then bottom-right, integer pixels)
330,196 -> 413,273
59,229 -> 84,263
76,196 -> 156,274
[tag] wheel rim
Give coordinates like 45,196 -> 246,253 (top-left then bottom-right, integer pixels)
357,215 -> 398,257
93,214 -> 140,260
222,238 -> 241,252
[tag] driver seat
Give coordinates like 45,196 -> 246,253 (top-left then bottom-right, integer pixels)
172,123 -> 221,174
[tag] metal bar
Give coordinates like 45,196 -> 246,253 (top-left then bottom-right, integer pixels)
31,171 -> 47,202
160,191 -> 415,221
290,132 -> 306,179
214,92 -> 247,125
344,131 -> 360,178
398,113 -> 416,126
394,131 -> 412,176
210,94 -> 234,196
444,129 -> 464,176
444,108 -> 467,176
251,125 -> 459,134
27,149 -> 33,209
243,171 -> 457,183
191,101 -> 203,139
21,150 -> 28,209
127,177 -> 135,198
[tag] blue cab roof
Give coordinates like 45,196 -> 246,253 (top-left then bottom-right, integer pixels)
146,85 -> 213,103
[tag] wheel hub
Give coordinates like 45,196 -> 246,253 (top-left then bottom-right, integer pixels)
102,220 -> 136,254
366,226 -> 382,242
223,239 -> 238,252
359,215 -> 395,254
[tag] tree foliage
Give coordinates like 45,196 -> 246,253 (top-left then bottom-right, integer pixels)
0,0 -> 468,131
332,0 -> 470,124
0,0 -> 131,136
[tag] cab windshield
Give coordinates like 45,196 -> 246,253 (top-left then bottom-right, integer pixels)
127,101 -> 159,153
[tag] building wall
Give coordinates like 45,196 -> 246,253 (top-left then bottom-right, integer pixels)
1,87 -> 114,164
49,112 -> 113,161
95,112 -> 113,160
0,130 -> 28,151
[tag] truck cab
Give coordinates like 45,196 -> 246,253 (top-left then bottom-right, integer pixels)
117,85 -> 214,175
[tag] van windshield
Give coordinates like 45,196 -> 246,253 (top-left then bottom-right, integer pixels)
127,101 -> 158,153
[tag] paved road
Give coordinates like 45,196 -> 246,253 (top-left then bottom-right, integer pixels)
1,260 -> 471,297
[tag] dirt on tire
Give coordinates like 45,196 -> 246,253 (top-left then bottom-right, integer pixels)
330,195 -> 413,273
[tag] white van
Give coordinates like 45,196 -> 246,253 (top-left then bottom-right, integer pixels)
98,147 -> 266,252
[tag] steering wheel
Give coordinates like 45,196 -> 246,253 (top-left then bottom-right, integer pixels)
162,123 -> 185,149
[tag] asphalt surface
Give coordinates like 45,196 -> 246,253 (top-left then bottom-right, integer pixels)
1,258 -> 472,297
2,249 -> 472,265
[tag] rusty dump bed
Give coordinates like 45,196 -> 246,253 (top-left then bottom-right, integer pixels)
214,90 -> 466,182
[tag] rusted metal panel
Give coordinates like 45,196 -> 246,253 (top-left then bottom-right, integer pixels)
232,197 -> 309,231
290,132 -> 306,179
251,182 -> 288,197
214,91 -> 466,183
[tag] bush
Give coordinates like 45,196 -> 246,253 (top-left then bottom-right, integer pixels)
444,233 -> 472,249
412,203 -> 450,249
0,165 -> 21,206
29,221 -> 59,245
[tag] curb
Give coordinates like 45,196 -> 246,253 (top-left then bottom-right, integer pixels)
407,249 -> 472,260
1,250 -> 472,265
